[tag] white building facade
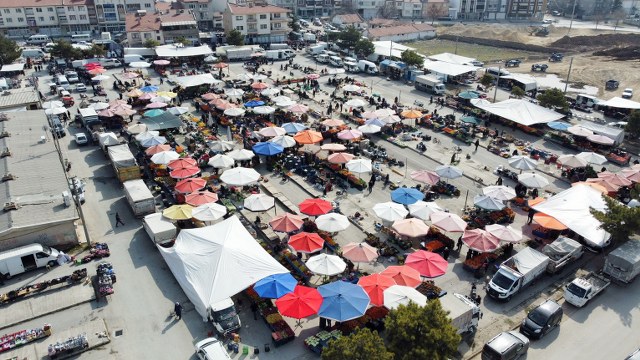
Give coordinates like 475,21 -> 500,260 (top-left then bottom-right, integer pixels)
223,4 -> 290,44
0,0 -> 94,38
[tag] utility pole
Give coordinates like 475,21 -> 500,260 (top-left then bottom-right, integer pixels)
71,176 -> 91,246
493,66 -> 501,102
564,57 -> 574,95
568,0 -> 578,36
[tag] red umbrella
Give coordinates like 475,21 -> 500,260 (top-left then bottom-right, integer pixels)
405,250 -> 448,278
213,62 -> 228,69
288,232 -> 325,253
380,266 -> 422,287
167,157 -> 198,170
462,229 -> 501,253
170,166 -> 201,179
298,198 -> 333,216
145,144 -> 172,155
358,274 -> 396,307
269,213 -> 304,232
275,285 -> 323,319
83,62 -> 101,68
185,191 -> 219,206
174,178 -> 207,193
251,82 -> 270,90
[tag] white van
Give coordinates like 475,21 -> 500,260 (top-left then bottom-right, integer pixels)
99,58 -> 122,68
329,56 -> 343,67
124,54 -> 145,65
71,33 -> 92,43
22,48 -> 46,60
26,34 -> 50,45
485,67 -> 510,78
0,243 -> 60,278
56,75 -> 70,90
316,54 -> 330,63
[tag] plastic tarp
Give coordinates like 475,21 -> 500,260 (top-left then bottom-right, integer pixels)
429,52 -> 475,65
423,60 -> 478,77
98,132 -> 120,147
174,73 -> 221,88
371,41 -> 415,59
501,73 -> 538,92
471,98 -> 564,126
533,185 -> 611,248
542,237 -> 581,261
0,64 -> 25,72
598,96 -> 640,110
158,216 -> 288,320
607,240 -> 640,270
155,45 -> 213,58
123,179 -> 154,202
577,121 -> 624,145
511,247 -> 549,276
140,112 -> 182,131
107,144 -> 137,169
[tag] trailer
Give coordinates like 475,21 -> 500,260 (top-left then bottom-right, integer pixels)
108,144 -> 140,182
123,179 -> 156,217
265,49 -> 295,61
415,75 -> 445,95
142,213 -> 177,246
564,271 -> 610,307
487,247 -> 550,301
541,237 -> 583,274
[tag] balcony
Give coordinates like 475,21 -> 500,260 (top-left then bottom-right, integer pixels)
247,17 -> 257,22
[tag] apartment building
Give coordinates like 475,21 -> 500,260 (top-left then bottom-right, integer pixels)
351,0 -> 387,19
223,4 -> 290,44
175,0 -> 224,31
94,0 -> 155,33
0,0 -> 94,38
125,9 -> 198,47
421,0 -> 450,20
506,0 -> 545,20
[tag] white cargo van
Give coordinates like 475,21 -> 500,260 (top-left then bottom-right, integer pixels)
22,48 -> 46,60
316,54 -> 330,63
56,75 -> 70,90
124,54 -> 145,65
329,56 -> 343,67
0,244 -> 61,278
26,34 -> 50,45
71,33 -> 92,43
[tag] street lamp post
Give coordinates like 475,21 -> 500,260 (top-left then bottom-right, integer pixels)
568,0 -> 578,36
493,66 -> 501,102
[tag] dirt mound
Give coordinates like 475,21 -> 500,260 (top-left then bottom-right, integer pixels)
439,23 -> 531,43
551,33 -> 640,49
593,46 -> 640,60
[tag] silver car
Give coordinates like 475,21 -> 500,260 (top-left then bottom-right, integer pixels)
195,338 -> 231,360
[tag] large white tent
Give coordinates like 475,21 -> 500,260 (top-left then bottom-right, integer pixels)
370,41 -> 415,60
470,98 -> 564,126
158,216 -> 288,320
598,96 -> 640,110
174,73 -> 222,88
532,184 -> 611,248
428,52 -> 476,65
155,45 -> 214,58
501,73 -> 538,92
422,60 -> 478,81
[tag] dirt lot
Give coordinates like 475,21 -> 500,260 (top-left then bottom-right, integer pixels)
408,23 -> 640,99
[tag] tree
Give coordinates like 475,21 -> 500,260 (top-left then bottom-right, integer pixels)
401,49 -> 424,67
226,29 -> 244,46
321,328 -> 393,360
338,26 -> 361,50
625,110 -> 640,138
386,301 -> 461,360
173,36 -> 190,46
144,39 -> 160,48
83,43 -> 106,58
426,3 -> 443,25
511,86 -> 525,98
0,35 -> 22,65
354,38 -> 375,58
591,195 -> 640,245
480,73 -> 494,88
536,88 -> 569,112
51,40 -> 82,60
288,14 -> 301,35
611,8 -> 627,31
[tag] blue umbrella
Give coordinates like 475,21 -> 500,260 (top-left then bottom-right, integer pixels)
254,273 -> 297,299
144,109 -> 165,117
245,100 -> 265,108
547,121 -> 572,131
318,281 -> 370,322
253,142 -> 284,156
391,188 -> 425,205
460,116 -> 479,125
458,91 -> 480,99
140,85 -> 159,93
282,122 -> 308,134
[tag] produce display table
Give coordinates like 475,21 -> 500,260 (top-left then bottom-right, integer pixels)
245,288 -> 295,347
47,333 -> 88,359
0,324 -> 51,353
304,330 -> 342,354
416,281 -> 444,300
463,208 -> 515,229
0,269 -> 86,305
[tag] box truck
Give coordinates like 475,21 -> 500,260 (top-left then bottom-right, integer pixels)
603,239 -> 640,283
415,75 -> 446,95
439,293 -> 482,335
487,247 -> 550,301
108,144 -> 140,182
344,61 -> 359,73
265,49 -> 295,61
123,179 -> 156,217
143,213 -> 177,246
270,43 -> 291,50
0,244 -> 60,279
357,60 -> 378,74
307,43 -> 328,56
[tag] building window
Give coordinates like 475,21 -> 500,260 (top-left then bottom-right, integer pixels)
273,13 -> 281,18
248,24 -> 256,30
80,14 -> 86,19
236,16 -> 243,20
274,22 -> 281,28
6,18 -> 12,22
69,15 -> 76,20
50,16 -> 55,20
16,8 -> 22,13
3,9 -> 9,14
38,16 -> 44,21
144,33 -> 151,38
132,33 -> 140,39
17,17 -> 24,22
67,6 -> 74,11
260,24 -> 267,29
260,14 -> 266,19
235,25 -> 243,30
36,8 -> 43,12
145,3 -> 151,7
48,7 -> 53,11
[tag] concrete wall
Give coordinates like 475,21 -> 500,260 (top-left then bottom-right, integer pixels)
0,221 -> 79,252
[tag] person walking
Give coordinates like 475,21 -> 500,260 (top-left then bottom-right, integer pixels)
474,139 -> 480,151
174,302 -> 183,320
114,212 -> 125,227
527,208 -> 536,224
496,177 -> 503,186
456,235 -> 464,252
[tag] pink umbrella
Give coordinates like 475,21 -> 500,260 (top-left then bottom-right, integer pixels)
321,143 -> 347,152
216,102 -> 237,111
337,129 -> 363,140
380,266 -> 422,287
109,99 -> 129,107
392,218 -> 430,238
122,72 -> 140,79
405,250 -> 448,278
145,102 -> 168,109
328,152 -> 355,164
430,211 -> 468,232
288,104 -> 309,113
185,191 -> 219,206
485,224 -> 523,243
88,68 -> 106,75
342,242 -> 379,263
410,170 -> 440,185
98,108 -> 117,117
621,168 -> 640,183
597,171 -> 633,187
138,92 -> 157,100
167,157 -> 198,169
462,229 -> 501,253
170,166 -> 201,179
307,73 -> 320,80
112,106 -> 136,117
586,177 -> 621,192
202,93 -> 220,101
153,59 -> 171,65
251,82 -> 270,90
322,118 -> 344,127
210,98 -> 227,106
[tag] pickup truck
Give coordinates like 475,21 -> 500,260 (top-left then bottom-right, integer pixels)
487,247 -> 550,301
564,272 -> 610,307
541,237 -> 583,274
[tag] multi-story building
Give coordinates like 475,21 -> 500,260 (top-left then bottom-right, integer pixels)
175,0 -> 223,31
351,0 -> 387,19
125,9 -> 198,47
506,0 -> 545,20
94,0 -> 154,33
331,13 -> 365,28
457,0 -> 487,19
223,4 -> 290,44
0,0 -> 94,38
421,0 -> 450,20
382,0 -> 423,18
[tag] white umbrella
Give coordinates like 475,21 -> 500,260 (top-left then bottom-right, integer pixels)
358,124 -> 382,134
42,101 -> 64,109
373,202 -> 409,222
243,194 -> 275,211
140,135 -> 167,147
88,102 -> 110,110
236,73 -> 254,81
135,130 -> 160,142
408,201 -> 443,220
517,173 -> 550,188
208,154 -> 235,168
435,165 -> 463,179
275,99 -> 296,108
258,126 -> 286,137
482,185 -> 517,201
253,106 -> 276,115
261,88 -> 281,97
375,108 -> 396,117
91,75 -> 110,81
224,108 -> 246,117
45,107 -> 67,115
150,96 -> 171,103
343,84 -> 361,92
383,285 -> 427,309
485,224 -> 523,243
208,140 -> 235,152
227,149 -> 255,161
270,135 -> 297,148
272,96 -> 291,103
167,106 -> 189,115
220,167 -> 261,186
557,154 -> 588,168
306,254 -> 347,276
253,74 -> 268,81
473,195 -> 506,211
344,99 -> 366,107
380,115 -> 402,124
150,151 -> 180,165
192,203 -> 227,221
127,123 -> 148,135
508,156 -> 538,171
346,159 -> 373,174
315,213 -> 350,232
204,55 -> 218,63
225,88 -> 245,97
576,151 -> 608,165
129,61 -> 151,68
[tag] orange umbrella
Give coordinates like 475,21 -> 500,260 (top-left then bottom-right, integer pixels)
201,93 -> 220,101
527,197 -> 546,207
401,109 -> 423,119
533,213 -> 567,230
145,144 -> 172,156
174,178 -> 207,193
269,213 -> 304,232
88,68 -> 106,75
321,118 -> 345,127
185,191 -> 219,206
167,157 -> 198,169
170,166 -> 201,179
585,178 -> 621,193
380,265 -> 422,288
358,274 -> 396,307
571,181 -> 608,194
294,130 -> 323,144
328,152 -> 355,164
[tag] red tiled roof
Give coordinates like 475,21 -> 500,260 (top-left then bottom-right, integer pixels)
228,4 -> 291,15
0,0 -> 91,7
368,23 -> 435,38
126,10 -> 196,32
334,14 -> 363,24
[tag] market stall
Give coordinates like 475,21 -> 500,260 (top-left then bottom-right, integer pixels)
0,324 -> 51,353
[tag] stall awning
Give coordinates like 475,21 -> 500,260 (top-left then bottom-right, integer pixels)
423,60 -> 478,77
155,45 -> 213,58
471,98 -> 564,126
428,52 -> 475,65
372,41 -> 415,59
501,73 -> 538,92
578,121 -> 624,144
140,112 -> 182,130
0,64 -> 25,72
598,96 -> 640,110
174,73 -> 222,88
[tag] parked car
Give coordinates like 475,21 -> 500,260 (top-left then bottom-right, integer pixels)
469,60 -> 484,67
531,64 -> 548,72
75,83 -> 87,92
195,338 -> 231,360
74,132 -> 88,146
482,331 -> 530,360
622,88 -> 634,99
519,299 -> 563,339
505,59 -> 521,67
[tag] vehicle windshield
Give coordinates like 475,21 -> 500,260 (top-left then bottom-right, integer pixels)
492,272 -> 515,290
41,245 -> 52,255
566,283 -> 587,298
213,306 -> 237,321
527,310 -> 548,326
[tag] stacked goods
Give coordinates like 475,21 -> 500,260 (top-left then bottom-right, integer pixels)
97,262 -> 116,297
0,325 -> 50,353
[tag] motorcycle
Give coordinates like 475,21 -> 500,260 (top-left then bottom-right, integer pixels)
416,142 -> 427,152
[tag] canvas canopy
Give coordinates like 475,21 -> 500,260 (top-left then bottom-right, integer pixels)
175,73 -> 221,88
158,216 -> 288,320
501,73 -> 538,92
512,247 -> 550,275
423,60 -> 478,78
606,240 -> 640,271
428,52 -> 475,65
140,112 -> 182,131
542,237 -> 581,261
122,179 -> 154,202
471,98 -> 564,126
533,185 -> 611,248
155,45 -> 214,58
577,121 -> 624,145
98,132 -> 120,147
371,41 -> 415,59
107,144 -> 137,169
0,64 -> 25,72
598,96 -> 640,110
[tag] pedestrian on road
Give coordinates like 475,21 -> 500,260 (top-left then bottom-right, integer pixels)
442,247 -> 450,260
474,139 -> 480,151
368,180 -> 374,194
174,302 -> 182,320
527,208 -> 536,224
456,235 -> 463,252
496,177 -> 503,186
114,212 -> 125,227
